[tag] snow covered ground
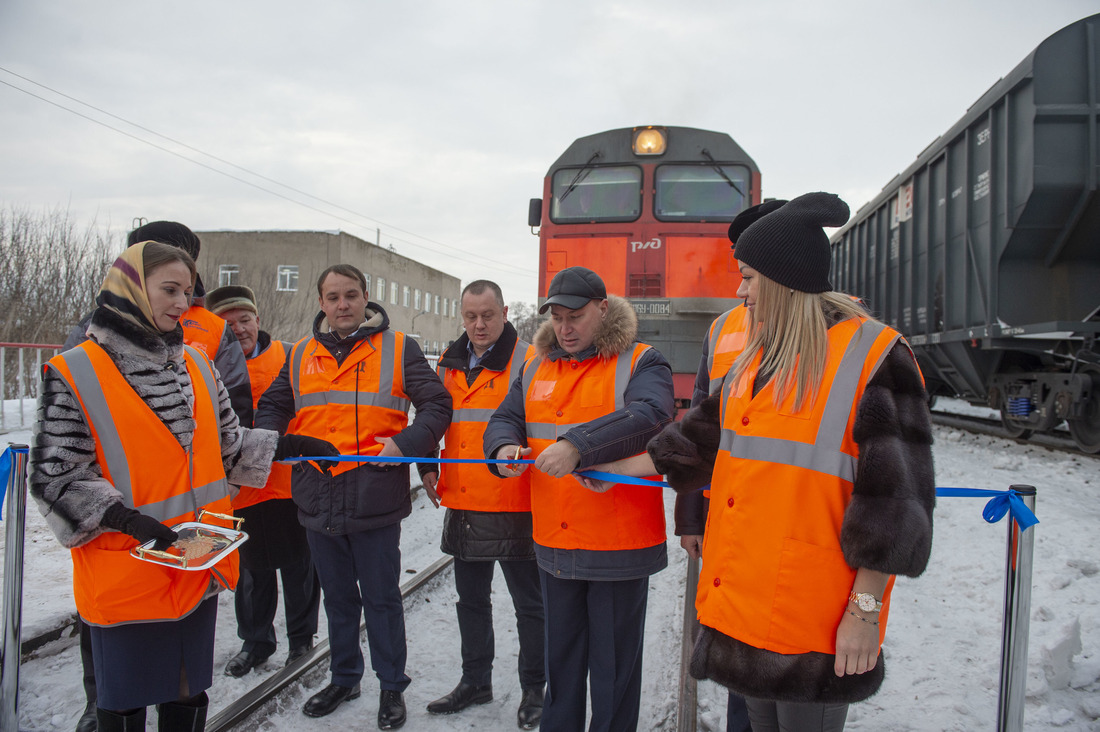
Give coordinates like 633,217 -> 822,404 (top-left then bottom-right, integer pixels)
3,399 -> 1099,730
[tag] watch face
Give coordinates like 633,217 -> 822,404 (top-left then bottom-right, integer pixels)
856,594 -> 877,612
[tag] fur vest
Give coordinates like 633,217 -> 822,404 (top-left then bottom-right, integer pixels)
30,308 -> 279,548
650,343 -> 935,703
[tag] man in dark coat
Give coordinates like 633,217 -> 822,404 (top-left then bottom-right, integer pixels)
255,264 -> 451,730
205,285 -> 322,677
418,280 -> 545,728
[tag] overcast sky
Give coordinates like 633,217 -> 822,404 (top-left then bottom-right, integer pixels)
1,1 -> 1095,303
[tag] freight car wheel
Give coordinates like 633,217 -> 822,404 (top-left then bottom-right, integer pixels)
1000,408 -> 1034,440
1068,367 -> 1100,454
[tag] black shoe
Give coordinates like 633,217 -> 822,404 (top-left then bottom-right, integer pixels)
285,641 -> 314,666
517,685 -> 544,729
76,702 -> 97,732
223,650 -> 270,678
302,683 -> 361,718
378,690 -> 406,730
426,680 -> 493,714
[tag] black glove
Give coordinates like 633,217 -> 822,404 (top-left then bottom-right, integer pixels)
275,434 -> 341,470
102,503 -> 178,550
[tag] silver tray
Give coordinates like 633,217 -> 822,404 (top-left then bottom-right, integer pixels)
130,521 -> 249,571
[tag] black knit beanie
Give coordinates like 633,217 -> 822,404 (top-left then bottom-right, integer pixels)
732,192 -> 849,293
126,220 -> 201,261
728,199 -> 788,245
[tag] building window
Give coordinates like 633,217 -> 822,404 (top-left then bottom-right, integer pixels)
424,291 -> 431,312
364,273 -> 372,295
403,285 -> 410,307
276,265 -> 299,292
390,281 -> 399,305
452,299 -> 457,318
376,277 -> 386,302
218,265 -> 239,287
442,297 -> 448,318
415,289 -> 422,310
434,295 -> 440,314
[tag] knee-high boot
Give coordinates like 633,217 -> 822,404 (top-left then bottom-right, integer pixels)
156,692 -> 209,732
95,707 -> 146,732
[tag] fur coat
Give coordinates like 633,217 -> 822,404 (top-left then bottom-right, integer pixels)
649,340 -> 935,703
30,307 -> 279,549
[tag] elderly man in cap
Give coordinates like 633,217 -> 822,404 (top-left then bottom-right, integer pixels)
483,266 -> 675,732
205,285 -> 322,678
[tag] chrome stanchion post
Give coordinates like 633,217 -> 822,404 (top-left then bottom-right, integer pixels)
996,484 -> 1036,732
677,553 -> 700,732
1,445 -> 29,731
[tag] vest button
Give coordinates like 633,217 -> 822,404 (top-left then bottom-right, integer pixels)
329,426 -> 337,432
713,578 -> 721,587
561,522 -> 568,529
460,487 -> 466,493
727,497 -> 734,507
556,410 -> 563,417
571,362 -> 578,369
741,417 -> 749,426
461,441 -> 467,448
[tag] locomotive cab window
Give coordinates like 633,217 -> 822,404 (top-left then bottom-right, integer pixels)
654,164 -> 750,221
550,165 -> 641,223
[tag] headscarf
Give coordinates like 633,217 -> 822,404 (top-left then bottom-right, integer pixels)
95,241 -> 160,333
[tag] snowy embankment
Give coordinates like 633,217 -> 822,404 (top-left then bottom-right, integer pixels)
3,404 -> 1099,730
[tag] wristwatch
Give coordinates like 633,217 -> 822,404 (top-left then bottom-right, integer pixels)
849,591 -> 882,613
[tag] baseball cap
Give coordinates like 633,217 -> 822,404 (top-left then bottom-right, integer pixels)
539,266 -> 608,314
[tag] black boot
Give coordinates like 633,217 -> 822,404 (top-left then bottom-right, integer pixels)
95,707 -> 146,732
156,692 -> 208,732
426,680 -> 493,714
517,685 -> 544,729
76,701 -> 97,732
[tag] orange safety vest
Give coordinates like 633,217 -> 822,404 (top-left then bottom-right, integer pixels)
705,305 -> 752,396
437,341 -> 535,511
180,305 -> 226,361
521,344 -> 666,551
48,342 -> 239,627
286,330 -> 410,476
233,339 -> 291,510
699,318 -> 902,655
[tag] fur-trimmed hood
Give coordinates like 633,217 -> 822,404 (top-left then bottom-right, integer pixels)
533,295 -> 638,360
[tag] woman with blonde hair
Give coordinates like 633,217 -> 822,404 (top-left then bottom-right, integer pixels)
585,192 -> 935,732
30,240 -> 335,731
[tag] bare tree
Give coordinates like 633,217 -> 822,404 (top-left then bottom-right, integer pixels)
0,204 -> 120,345
508,301 -> 542,343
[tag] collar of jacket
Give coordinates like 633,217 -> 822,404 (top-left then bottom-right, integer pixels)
86,305 -> 184,366
533,294 -> 637,361
312,302 -> 389,353
438,321 -> 520,372
251,330 -> 273,358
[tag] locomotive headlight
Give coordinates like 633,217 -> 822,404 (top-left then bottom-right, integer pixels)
633,127 -> 667,156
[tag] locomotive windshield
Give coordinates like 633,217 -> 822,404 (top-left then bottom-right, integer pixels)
654,164 -> 750,221
550,166 -> 641,223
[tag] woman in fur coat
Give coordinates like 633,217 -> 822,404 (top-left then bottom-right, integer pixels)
581,193 -> 935,732
29,241 -> 334,732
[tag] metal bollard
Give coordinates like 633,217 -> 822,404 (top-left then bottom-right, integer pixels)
1,444 -> 29,732
677,554 -> 700,732
996,484 -> 1036,732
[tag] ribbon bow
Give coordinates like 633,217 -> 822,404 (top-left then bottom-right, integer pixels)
935,487 -> 1039,531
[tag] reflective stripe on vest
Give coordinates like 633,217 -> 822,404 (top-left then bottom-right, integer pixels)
707,306 -> 750,395
717,320 -> 897,482
56,344 -> 230,520
521,346 -> 649,442
290,330 -> 410,413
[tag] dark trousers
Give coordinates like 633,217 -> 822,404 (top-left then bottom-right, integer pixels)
728,691 -> 752,732
306,524 -> 411,690
453,557 -> 545,689
234,551 -> 321,657
539,571 -> 649,732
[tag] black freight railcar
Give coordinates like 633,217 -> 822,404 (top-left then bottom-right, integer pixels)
830,14 -> 1100,453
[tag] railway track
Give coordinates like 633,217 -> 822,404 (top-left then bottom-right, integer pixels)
929,409 -> 1093,457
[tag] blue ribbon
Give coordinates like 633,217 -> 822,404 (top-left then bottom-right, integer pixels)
285,455 -> 1039,529
1,445 -> 30,521
935,487 -> 1039,531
